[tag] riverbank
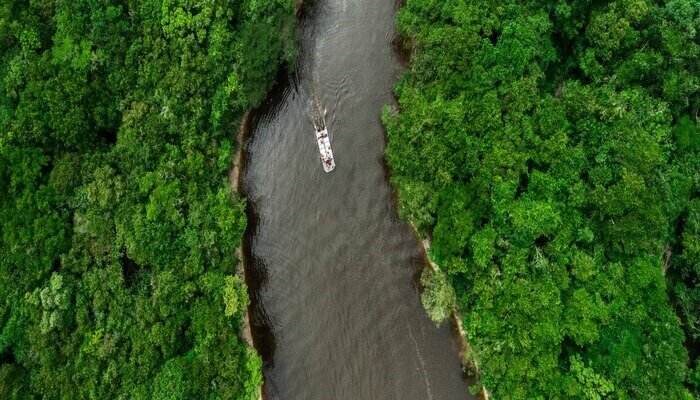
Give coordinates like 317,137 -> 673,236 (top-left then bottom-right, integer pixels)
229,111 -> 250,194
390,15 -> 487,398
229,110 -> 263,400
409,223 -> 490,400
386,20 -> 484,396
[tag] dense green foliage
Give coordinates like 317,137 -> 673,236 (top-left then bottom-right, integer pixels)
421,267 -> 456,326
385,0 -> 699,398
666,115 -> 700,396
0,0 -> 295,398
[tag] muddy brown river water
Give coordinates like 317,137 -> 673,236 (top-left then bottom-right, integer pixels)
240,0 -> 471,399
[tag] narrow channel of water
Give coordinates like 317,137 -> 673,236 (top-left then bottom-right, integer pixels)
240,1 -> 471,398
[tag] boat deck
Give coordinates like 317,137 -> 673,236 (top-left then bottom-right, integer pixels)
316,127 -> 335,172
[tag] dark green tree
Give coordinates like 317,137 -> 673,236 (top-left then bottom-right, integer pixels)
0,0 -> 296,398
385,0 -> 698,397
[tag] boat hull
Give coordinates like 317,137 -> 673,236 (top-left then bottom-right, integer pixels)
316,128 -> 335,172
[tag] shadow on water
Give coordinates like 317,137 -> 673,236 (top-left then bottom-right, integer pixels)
240,64 -> 295,381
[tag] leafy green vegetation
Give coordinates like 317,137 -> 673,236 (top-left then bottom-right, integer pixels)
385,0 -> 699,398
421,267 -> 456,326
0,0 -> 296,398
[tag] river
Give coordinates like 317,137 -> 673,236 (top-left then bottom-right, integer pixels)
239,0 -> 471,398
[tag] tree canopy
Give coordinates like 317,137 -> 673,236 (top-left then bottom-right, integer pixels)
385,0 -> 699,398
0,0 -> 296,398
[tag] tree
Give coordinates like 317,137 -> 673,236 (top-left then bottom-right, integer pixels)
0,0 -> 296,398
385,0 -> 698,397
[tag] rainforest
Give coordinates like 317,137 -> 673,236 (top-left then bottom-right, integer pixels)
1,0 -> 699,399
384,0 -> 699,398
0,1 -> 295,398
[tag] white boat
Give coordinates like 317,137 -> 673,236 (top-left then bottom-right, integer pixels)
315,125 -> 335,172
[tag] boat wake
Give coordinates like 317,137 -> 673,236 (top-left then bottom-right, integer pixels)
407,323 -> 434,400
